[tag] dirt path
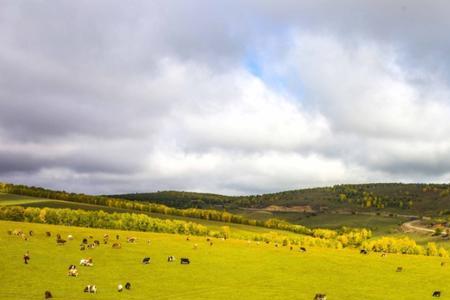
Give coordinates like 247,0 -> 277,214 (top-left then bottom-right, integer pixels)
401,220 -> 435,234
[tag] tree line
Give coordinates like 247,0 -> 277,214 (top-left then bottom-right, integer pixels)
0,183 -> 312,236
112,183 -> 450,211
1,205 -> 446,257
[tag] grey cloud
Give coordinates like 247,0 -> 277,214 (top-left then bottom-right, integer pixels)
1,1 -> 450,194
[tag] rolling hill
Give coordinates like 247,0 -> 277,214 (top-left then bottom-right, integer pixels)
111,183 -> 450,215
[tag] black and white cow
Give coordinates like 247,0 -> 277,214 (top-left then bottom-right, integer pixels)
180,258 -> 190,264
84,285 -> 97,293
433,291 -> 441,297
68,265 -> 79,277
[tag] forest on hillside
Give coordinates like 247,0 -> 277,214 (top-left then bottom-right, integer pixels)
112,183 -> 450,214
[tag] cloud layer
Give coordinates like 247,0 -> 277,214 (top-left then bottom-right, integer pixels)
1,1 -> 450,194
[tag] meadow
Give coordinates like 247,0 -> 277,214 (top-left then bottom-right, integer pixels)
1,220 -> 450,299
234,208 -> 404,236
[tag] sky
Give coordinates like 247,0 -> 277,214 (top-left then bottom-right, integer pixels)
1,0 -> 450,195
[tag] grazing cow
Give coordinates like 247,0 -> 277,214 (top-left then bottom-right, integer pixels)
44,291 -> 53,299
103,239 -> 108,244
68,265 -> 79,277
112,243 -> 121,249
46,232 -> 51,237
127,237 -> 137,243
13,229 -> 23,236
396,267 -> 403,272
206,238 -> 210,242
21,233 -> 28,241
116,234 -> 120,240
80,245 -> 86,251
94,240 -> 100,246
67,235 -> 74,240
118,284 -> 123,292
84,285 -> 97,293
56,238 -> 66,245
68,269 -> 78,277
82,238 -> 88,244
433,291 -> 441,297
360,249 -> 368,255
125,282 -> 131,290
80,258 -> 93,267
89,235 -> 94,239
142,257 -> 150,264
23,251 -> 30,264
300,247 -> 307,252
167,256 -> 175,262
87,243 -> 95,249
181,258 -> 190,264
314,294 -> 327,300
104,234 -> 109,239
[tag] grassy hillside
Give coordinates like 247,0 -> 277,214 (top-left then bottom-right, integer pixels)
233,208 -> 404,235
0,193 -> 308,240
1,191 -> 446,246
1,220 -> 449,300
112,183 -> 450,215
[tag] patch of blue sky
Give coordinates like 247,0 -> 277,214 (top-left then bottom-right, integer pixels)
243,51 -> 306,102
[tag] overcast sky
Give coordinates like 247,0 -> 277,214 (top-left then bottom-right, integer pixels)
1,1 -> 450,195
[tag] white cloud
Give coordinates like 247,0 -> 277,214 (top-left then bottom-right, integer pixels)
2,2 -> 450,194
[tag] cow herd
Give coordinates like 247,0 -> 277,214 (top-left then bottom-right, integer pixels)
7,227 -> 447,299
8,228 -> 195,299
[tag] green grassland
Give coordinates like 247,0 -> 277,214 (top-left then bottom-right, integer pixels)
0,193 -> 304,240
2,192 -> 447,248
233,209 -> 404,235
1,220 -> 450,300
0,192 -> 402,236
0,192 -> 53,206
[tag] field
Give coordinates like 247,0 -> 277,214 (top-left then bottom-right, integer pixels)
0,192 -> 54,206
2,192 -> 448,247
234,208 -> 404,236
1,220 -> 450,299
0,193 -> 304,240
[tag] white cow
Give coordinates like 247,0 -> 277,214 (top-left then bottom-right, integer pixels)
80,258 -> 93,267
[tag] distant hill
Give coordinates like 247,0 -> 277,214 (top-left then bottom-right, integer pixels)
110,183 -> 450,215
